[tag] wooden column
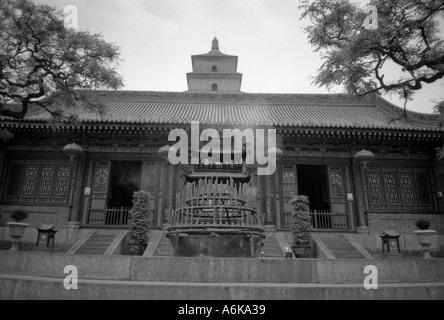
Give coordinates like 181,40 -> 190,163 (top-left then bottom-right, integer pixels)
156,160 -> 166,228
274,163 -> 282,229
68,156 -> 86,226
81,160 -> 94,225
264,173 -> 276,232
0,144 -> 7,197
352,159 -> 370,234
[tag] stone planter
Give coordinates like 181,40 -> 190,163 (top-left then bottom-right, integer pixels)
414,230 -> 436,259
292,245 -> 312,258
127,243 -> 147,256
7,222 -> 29,251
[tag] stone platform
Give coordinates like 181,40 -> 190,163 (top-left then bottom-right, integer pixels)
0,251 -> 444,299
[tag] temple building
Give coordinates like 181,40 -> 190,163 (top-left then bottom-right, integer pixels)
1,38 -> 443,247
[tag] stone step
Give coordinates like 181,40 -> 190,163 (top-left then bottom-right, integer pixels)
73,231 -> 120,255
154,235 -> 174,257
75,248 -> 108,255
316,234 -> 367,259
261,235 -> 287,258
84,239 -> 114,243
82,241 -> 114,247
330,250 -> 364,259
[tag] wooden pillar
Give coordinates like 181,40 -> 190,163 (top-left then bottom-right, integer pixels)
0,143 -> 7,197
81,160 -> 94,225
256,175 -> 264,222
352,159 -> 370,234
264,173 -> 276,232
275,163 -> 283,229
68,156 -> 86,226
434,157 -> 444,213
156,160 -> 166,228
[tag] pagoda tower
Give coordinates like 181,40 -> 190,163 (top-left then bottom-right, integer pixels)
187,37 -> 243,93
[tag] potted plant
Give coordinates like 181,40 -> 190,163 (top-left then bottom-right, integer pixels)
128,191 -> 152,255
413,219 -> 436,259
7,208 -> 29,251
289,195 -> 312,258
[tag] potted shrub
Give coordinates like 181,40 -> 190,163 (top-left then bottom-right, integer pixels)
7,208 -> 29,251
413,219 -> 436,259
128,191 -> 152,255
289,195 -> 312,258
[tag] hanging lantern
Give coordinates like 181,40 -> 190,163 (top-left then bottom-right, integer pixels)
354,149 -> 375,168
158,145 -> 177,161
267,146 -> 284,160
63,143 -> 84,163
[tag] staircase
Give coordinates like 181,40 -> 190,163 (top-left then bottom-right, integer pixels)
261,233 -> 286,258
73,232 -> 117,255
153,233 -> 174,257
315,233 -> 369,259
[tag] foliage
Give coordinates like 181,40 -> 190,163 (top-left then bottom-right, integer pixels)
289,195 -> 312,247
300,0 -> 444,103
415,219 -> 431,230
0,129 -> 13,142
437,146 -> 444,160
128,191 -> 152,245
0,0 -> 123,124
10,208 -> 29,222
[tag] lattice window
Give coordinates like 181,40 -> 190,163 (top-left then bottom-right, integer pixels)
328,168 -> 345,198
141,162 -> 157,195
53,165 -> 71,198
20,163 -> 39,198
283,171 -> 297,198
383,171 -> 401,205
416,172 -> 432,205
366,167 -> 434,211
367,170 -> 385,205
399,171 -> 416,205
93,164 -> 110,193
3,160 -> 71,203
5,163 -> 23,197
36,164 -> 55,198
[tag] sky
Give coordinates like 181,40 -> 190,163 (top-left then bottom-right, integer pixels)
34,0 -> 444,114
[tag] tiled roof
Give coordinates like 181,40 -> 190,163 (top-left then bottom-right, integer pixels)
2,91 -> 442,132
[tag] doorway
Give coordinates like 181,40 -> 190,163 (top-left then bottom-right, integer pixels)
108,161 -> 142,208
297,165 -> 330,212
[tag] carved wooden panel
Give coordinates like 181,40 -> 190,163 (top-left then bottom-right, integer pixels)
53,164 -> 71,199
35,163 -> 55,198
141,162 -> 158,195
5,163 -> 23,197
3,160 -> 71,203
328,167 -> 345,198
366,167 -> 434,211
93,162 -> 111,193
